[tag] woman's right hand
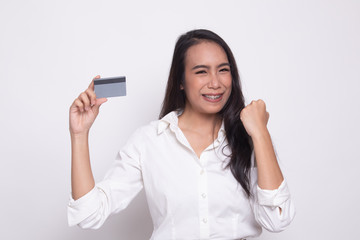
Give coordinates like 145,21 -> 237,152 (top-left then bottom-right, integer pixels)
69,75 -> 108,136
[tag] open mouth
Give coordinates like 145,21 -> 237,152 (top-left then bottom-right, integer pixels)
203,94 -> 221,99
202,94 -> 223,101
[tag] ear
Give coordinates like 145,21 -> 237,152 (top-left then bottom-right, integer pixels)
180,84 -> 184,90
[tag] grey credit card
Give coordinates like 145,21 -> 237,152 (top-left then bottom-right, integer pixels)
94,76 -> 126,98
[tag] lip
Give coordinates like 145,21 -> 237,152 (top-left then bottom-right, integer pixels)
202,93 -> 224,103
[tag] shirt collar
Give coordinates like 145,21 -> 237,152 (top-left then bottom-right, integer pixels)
157,110 -> 181,134
218,121 -> 226,140
158,110 -> 226,140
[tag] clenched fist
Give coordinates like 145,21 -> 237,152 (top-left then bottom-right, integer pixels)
240,99 -> 270,138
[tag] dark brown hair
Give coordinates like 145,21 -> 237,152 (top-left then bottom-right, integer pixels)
160,29 -> 253,197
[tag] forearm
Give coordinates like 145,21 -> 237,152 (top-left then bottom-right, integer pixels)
252,128 -> 283,190
71,133 -> 95,200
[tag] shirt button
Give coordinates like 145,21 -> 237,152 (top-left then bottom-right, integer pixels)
202,218 -> 208,223
200,169 -> 204,175
201,193 -> 207,198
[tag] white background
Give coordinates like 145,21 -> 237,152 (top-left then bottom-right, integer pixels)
1,0 -> 359,239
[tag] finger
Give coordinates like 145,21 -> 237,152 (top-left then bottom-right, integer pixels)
239,108 -> 245,120
88,75 -> 101,90
92,98 -> 107,114
259,99 -> 266,107
85,88 -> 97,107
79,92 -> 91,111
73,98 -> 84,112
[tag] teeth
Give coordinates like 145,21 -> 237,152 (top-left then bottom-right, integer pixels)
204,95 -> 221,100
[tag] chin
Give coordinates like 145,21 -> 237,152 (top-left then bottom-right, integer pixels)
199,106 -> 224,115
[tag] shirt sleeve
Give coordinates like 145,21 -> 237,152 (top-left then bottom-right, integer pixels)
249,151 -> 296,233
67,128 -> 144,229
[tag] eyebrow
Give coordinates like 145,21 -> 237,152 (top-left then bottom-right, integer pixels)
191,63 -> 230,70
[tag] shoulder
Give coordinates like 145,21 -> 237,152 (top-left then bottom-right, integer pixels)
118,120 -> 160,156
127,119 -> 162,142
126,111 -> 179,144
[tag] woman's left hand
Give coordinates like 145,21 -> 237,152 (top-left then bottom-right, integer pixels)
240,99 -> 270,138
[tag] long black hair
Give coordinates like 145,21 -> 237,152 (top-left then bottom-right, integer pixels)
159,29 -> 253,198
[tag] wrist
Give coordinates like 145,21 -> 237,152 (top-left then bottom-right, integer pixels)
250,127 -> 270,142
70,131 -> 89,141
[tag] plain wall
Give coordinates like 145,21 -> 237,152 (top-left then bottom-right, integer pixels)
1,0 -> 359,239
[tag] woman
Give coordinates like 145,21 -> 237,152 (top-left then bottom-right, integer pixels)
68,29 -> 295,239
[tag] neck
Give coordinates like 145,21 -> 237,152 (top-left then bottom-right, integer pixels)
178,106 -> 222,136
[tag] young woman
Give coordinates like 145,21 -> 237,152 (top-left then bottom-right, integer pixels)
68,29 -> 295,239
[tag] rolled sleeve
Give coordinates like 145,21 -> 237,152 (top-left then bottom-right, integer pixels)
256,178 -> 290,208
67,186 -> 109,228
250,170 -> 296,232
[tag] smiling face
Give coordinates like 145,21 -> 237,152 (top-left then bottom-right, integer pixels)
181,41 -> 232,116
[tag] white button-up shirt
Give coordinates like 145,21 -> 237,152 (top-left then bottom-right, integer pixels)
68,111 -> 295,239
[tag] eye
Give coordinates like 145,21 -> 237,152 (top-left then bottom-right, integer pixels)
219,68 -> 230,72
195,70 -> 207,74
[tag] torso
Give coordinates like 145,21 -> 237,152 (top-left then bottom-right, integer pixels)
135,116 -> 259,239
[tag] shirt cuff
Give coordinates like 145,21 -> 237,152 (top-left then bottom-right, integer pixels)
256,179 -> 290,207
67,186 -> 100,226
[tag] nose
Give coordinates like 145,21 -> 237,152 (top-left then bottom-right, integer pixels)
208,73 -> 220,89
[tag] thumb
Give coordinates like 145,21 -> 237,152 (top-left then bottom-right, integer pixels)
96,98 -> 108,106
93,98 -> 107,111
